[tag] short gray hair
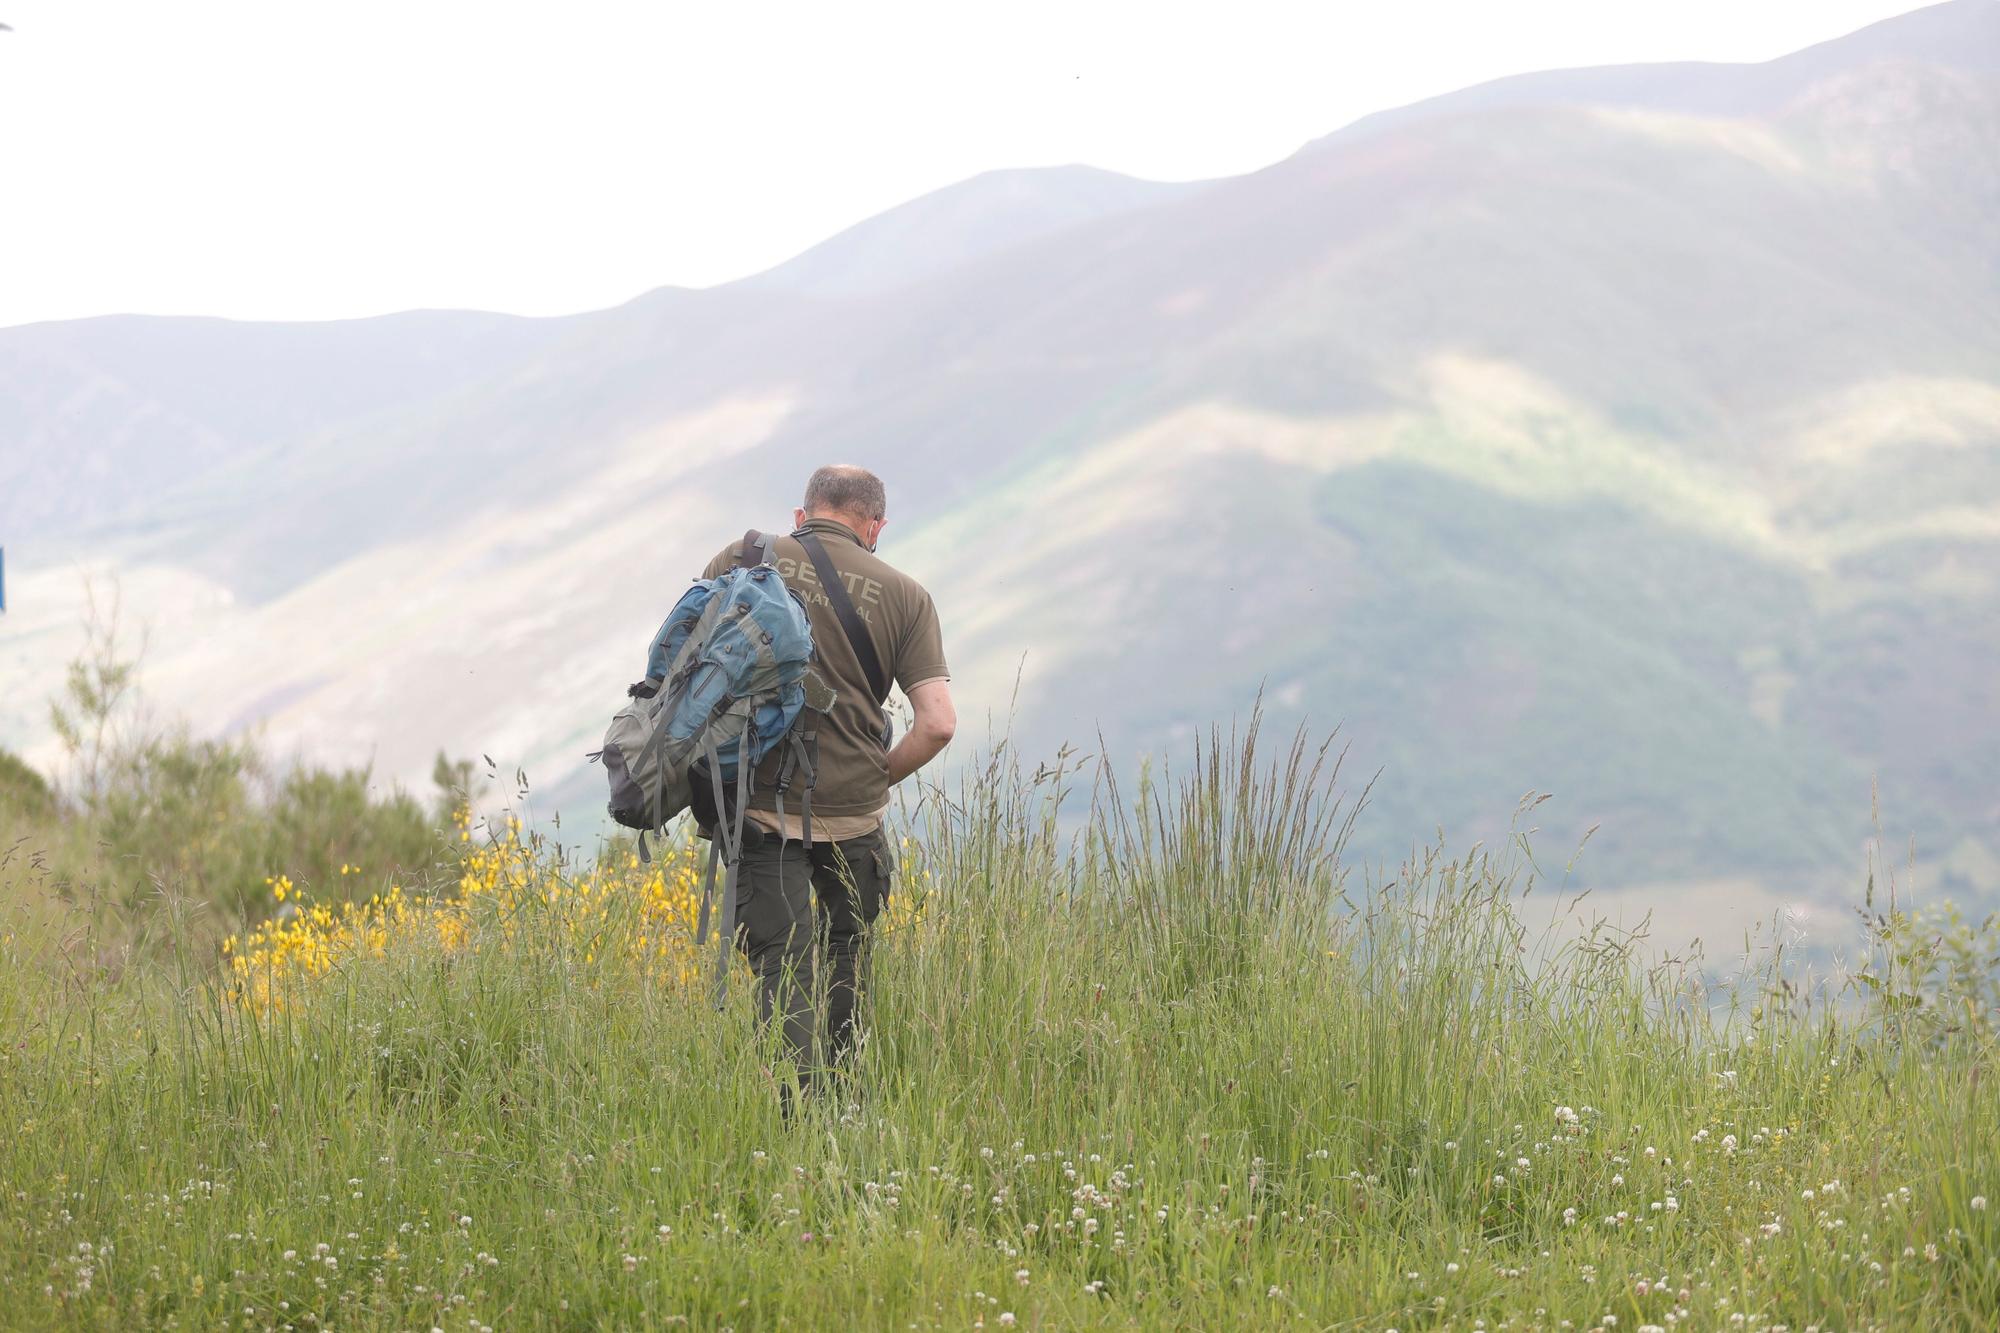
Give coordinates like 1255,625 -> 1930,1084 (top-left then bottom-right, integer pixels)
803,465 -> 886,520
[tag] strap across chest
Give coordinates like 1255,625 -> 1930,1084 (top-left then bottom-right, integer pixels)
794,530 -> 889,705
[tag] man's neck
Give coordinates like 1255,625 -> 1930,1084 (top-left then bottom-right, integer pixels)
798,514 -> 868,547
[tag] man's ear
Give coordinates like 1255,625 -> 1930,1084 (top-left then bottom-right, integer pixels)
793,506 -> 809,530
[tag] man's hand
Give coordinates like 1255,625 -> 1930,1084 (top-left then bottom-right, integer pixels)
885,678 -> 956,785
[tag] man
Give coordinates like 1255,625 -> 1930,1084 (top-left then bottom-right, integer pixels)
700,464 -> 956,1103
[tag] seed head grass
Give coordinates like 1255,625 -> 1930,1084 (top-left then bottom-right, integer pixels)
1,724 -> 1994,1329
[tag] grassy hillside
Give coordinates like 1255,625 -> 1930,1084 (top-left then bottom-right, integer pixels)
2,725 -> 1996,1329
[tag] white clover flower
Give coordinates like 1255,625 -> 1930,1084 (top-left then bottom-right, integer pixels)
1721,1135 -> 1738,1154
1972,1196 -> 1988,1212
622,1254 -> 638,1272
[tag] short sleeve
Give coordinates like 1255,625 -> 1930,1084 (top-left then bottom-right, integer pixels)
893,590 -> 949,693
699,544 -> 736,581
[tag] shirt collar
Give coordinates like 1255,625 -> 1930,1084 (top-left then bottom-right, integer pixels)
795,517 -> 868,549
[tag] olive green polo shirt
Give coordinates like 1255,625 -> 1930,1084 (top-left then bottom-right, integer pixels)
703,519 -> 949,828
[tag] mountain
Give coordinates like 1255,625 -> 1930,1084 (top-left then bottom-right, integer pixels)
0,309 -> 574,551
741,165 -> 1205,299
1314,0 -> 2000,145
3,0 -> 1996,930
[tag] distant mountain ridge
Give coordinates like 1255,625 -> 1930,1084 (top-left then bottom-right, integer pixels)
0,308 -> 572,549
1309,0 -> 2000,147
741,165 -> 1205,299
3,1 -> 1995,927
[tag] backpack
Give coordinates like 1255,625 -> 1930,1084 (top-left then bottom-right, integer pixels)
590,530 -> 827,1004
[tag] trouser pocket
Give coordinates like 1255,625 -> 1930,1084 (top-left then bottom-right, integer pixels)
819,831 -> 890,926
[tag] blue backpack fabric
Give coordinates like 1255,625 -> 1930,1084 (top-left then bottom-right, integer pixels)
638,566 -> 811,787
591,531 -> 826,1005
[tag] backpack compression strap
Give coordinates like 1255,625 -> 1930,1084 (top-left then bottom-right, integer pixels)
796,530 -> 889,704
771,728 -> 818,850
694,726 -> 756,1011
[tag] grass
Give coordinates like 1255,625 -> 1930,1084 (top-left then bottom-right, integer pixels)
1,720 -> 1996,1331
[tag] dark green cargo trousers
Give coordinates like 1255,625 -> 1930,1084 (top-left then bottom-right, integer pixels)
732,825 -> 892,1098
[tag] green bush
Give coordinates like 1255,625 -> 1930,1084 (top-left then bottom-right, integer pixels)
77,725 -> 456,928
14,596 -> 473,951
0,747 -> 56,826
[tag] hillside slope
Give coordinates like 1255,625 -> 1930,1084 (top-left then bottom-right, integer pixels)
741,165 -> 1203,299
2,1 -> 1995,915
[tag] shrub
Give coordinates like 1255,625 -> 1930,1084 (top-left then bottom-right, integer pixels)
18,591 -> 472,951
0,747 -> 56,827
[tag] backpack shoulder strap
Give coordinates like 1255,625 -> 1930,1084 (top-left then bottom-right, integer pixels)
796,529 -> 888,704
737,528 -> 774,569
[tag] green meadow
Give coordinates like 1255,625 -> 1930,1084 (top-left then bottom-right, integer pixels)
3,708 -> 1996,1332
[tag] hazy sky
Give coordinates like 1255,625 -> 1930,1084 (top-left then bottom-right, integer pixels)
0,0 -> 1932,328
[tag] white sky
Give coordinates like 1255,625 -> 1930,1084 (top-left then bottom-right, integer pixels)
0,0 -> 1931,329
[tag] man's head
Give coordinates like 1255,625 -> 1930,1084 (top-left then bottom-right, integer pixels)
796,464 -> 888,550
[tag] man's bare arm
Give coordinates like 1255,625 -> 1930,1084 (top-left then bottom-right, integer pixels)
885,678 -> 956,785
